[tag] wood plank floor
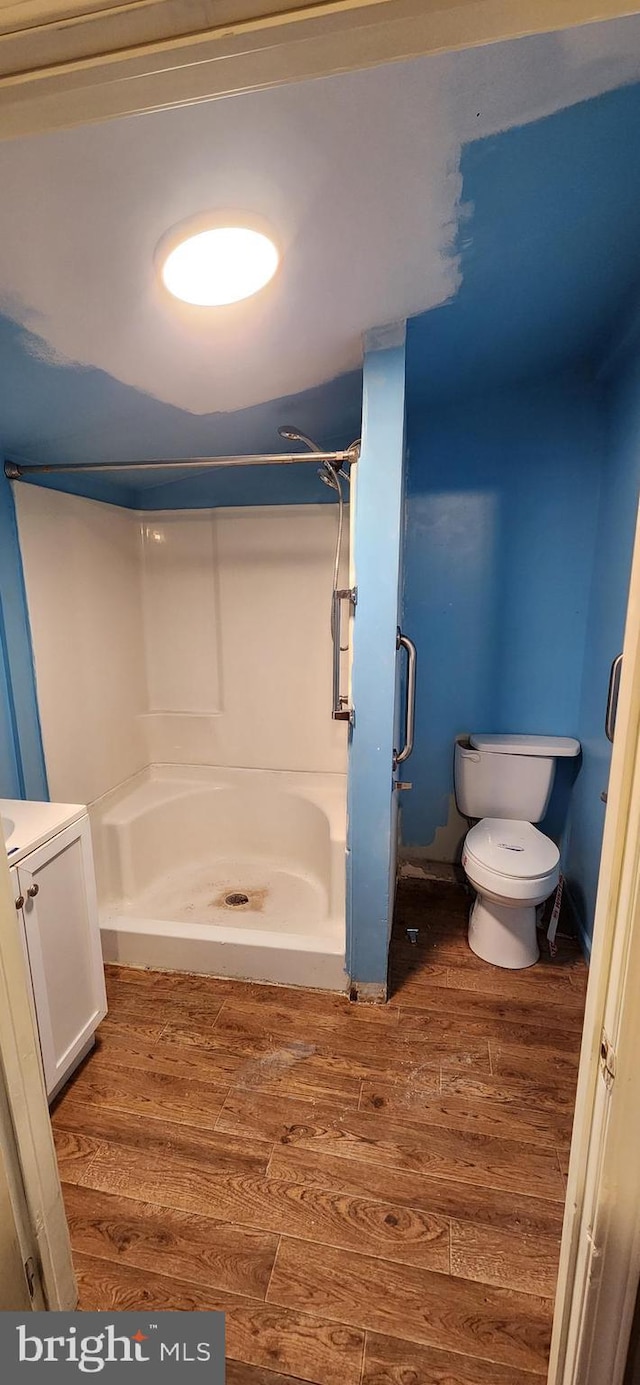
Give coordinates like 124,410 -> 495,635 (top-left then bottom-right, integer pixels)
52,878 -> 587,1384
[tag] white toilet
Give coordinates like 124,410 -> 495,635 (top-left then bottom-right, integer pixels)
454,734 -> 581,969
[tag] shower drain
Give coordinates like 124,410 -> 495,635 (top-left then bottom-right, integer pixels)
224,892 -> 250,907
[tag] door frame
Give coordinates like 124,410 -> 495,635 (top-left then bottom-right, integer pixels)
549,497 -> 640,1385
0,1071 -> 43,1309
0,845 -> 76,1310
0,0 -> 637,139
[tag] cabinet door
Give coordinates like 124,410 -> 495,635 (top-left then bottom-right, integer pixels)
17,818 -> 107,1097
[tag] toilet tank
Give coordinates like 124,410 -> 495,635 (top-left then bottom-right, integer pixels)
454,734 -> 580,822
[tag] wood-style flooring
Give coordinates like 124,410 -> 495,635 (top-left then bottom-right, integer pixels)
52,878 -> 587,1384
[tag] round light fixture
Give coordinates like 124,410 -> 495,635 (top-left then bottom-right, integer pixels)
159,215 -> 279,307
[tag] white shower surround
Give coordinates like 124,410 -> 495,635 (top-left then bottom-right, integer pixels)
16,487 -> 348,988
93,765 -> 346,988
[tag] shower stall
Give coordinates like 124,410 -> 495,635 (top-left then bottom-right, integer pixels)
13,436 -> 359,989
8,330 -> 409,998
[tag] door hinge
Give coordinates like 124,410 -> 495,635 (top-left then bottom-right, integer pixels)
600,1029 -> 616,1089
24,1256 -> 37,1299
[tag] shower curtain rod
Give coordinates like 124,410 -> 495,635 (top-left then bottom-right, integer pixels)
4,446 -> 359,480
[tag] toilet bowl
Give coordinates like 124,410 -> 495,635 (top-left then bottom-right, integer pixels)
462,818 -> 560,968
454,733 -> 580,969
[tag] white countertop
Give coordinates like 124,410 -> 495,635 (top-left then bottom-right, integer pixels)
1,798 -> 86,864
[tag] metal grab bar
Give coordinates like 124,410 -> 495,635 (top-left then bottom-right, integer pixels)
605,653 -> 623,742
332,587 -> 356,722
394,628 -> 417,768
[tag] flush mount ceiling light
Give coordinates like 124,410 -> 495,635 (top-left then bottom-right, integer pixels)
158,213 -> 280,307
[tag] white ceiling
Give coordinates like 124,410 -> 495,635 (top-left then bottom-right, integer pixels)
0,15 -> 639,417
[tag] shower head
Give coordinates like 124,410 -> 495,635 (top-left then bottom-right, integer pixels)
277,425 -> 322,453
318,466 -> 339,491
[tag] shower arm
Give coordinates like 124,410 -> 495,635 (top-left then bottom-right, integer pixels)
4,445 -> 360,480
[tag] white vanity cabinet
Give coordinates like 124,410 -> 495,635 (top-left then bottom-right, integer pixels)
5,805 -> 107,1101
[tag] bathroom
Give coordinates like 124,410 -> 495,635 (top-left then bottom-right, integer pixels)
1,8 -> 640,1381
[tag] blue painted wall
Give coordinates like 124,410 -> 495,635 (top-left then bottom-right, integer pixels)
400,373 -> 603,857
397,75 -> 640,938
0,469 -> 48,800
564,330 -> 640,953
0,612 -> 20,797
348,330 -> 406,989
406,81 -> 640,407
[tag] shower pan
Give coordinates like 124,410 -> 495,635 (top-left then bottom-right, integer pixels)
92,764 -> 347,989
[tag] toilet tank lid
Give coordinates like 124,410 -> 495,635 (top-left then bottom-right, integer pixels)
469,733 -> 581,757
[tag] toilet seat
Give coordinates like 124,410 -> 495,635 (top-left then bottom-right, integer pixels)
464,818 -> 559,878
462,818 -> 560,904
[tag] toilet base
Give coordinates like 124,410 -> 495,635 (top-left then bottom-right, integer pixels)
468,894 -> 540,970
